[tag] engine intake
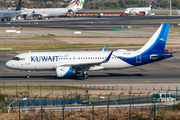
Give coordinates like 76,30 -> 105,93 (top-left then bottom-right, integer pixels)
56,66 -> 72,77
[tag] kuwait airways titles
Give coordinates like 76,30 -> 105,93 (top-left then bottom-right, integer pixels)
30,55 -> 67,62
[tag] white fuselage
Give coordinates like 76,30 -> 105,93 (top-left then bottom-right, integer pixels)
125,7 -> 151,15
22,8 -> 68,18
6,51 -> 138,71
0,11 -> 20,18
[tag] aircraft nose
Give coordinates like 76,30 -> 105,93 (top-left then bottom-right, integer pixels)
5,61 -> 12,68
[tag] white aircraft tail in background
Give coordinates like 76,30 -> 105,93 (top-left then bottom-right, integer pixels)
67,0 -> 84,13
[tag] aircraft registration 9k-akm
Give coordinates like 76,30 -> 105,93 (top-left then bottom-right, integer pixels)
6,24 -> 173,79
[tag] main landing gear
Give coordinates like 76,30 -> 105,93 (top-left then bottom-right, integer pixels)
27,71 -> 30,79
82,71 -> 88,79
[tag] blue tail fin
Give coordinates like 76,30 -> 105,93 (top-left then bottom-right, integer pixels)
138,24 -> 170,54
150,0 -> 154,10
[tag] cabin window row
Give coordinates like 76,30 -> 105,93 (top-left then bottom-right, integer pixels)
58,57 -> 118,60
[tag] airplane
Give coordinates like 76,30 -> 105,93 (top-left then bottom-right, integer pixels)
21,0 -> 84,20
7,4 -> 25,11
124,0 -> 154,16
0,0 -> 22,21
5,24 -> 173,79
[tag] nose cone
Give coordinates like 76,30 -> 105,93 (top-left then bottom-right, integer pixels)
5,61 -> 12,69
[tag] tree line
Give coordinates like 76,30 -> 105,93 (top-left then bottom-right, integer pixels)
0,0 -> 179,9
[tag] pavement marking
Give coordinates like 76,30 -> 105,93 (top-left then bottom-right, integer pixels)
146,81 -> 151,84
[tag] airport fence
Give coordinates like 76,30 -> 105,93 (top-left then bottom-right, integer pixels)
1,83 -> 180,120
73,84 -> 179,91
4,96 -> 180,120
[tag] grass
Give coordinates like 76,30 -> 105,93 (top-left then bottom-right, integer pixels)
0,44 -> 144,51
0,85 -> 85,91
3,106 -> 180,120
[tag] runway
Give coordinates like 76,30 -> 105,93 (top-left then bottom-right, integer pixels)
0,16 -> 180,30
0,53 -> 180,85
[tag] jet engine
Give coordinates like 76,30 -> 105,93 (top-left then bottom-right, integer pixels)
56,66 -> 73,77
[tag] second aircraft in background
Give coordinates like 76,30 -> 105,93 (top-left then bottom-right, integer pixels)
21,0 -> 84,20
124,0 -> 154,16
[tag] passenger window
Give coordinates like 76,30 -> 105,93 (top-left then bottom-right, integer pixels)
166,94 -> 169,97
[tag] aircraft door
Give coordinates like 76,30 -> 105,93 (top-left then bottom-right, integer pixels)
136,54 -> 141,63
25,55 -> 31,65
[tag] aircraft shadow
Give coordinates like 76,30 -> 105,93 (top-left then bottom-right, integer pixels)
0,73 -> 145,80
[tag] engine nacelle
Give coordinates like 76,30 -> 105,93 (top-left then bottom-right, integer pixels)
56,66 -> 72,78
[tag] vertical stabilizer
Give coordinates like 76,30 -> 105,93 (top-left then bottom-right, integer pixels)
138,24 -> 170,54
76,0 -> 84,10
150,0 -> 154,10
15,0 -> 22,11
66,0 -> 77,9
7,4 -> 11,11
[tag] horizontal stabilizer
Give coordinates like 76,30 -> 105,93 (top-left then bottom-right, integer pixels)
150,53 -> 173,60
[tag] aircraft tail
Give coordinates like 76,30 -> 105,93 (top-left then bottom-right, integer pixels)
149,0 -> 154,10
66,0 -> 77,9
15,0 -> 22,11
75,0 -> 84,10
138,24 -> 170,54
7,4 -> 11,11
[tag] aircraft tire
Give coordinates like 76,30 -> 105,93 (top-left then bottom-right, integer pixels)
27,75 -> 30,79
83,72 -> 88,79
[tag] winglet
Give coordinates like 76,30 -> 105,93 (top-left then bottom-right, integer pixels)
102,45 -> 108,52
103,51 -> 113,63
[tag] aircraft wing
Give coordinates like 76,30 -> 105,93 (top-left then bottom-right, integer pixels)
55,51 -> 113,68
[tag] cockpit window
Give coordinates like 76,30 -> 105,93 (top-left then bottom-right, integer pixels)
11,57 -> 20,61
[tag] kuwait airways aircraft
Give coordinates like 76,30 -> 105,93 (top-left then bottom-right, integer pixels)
6,24 -> 173,79
21,0 -> 84,19
124,0 -> 154,16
